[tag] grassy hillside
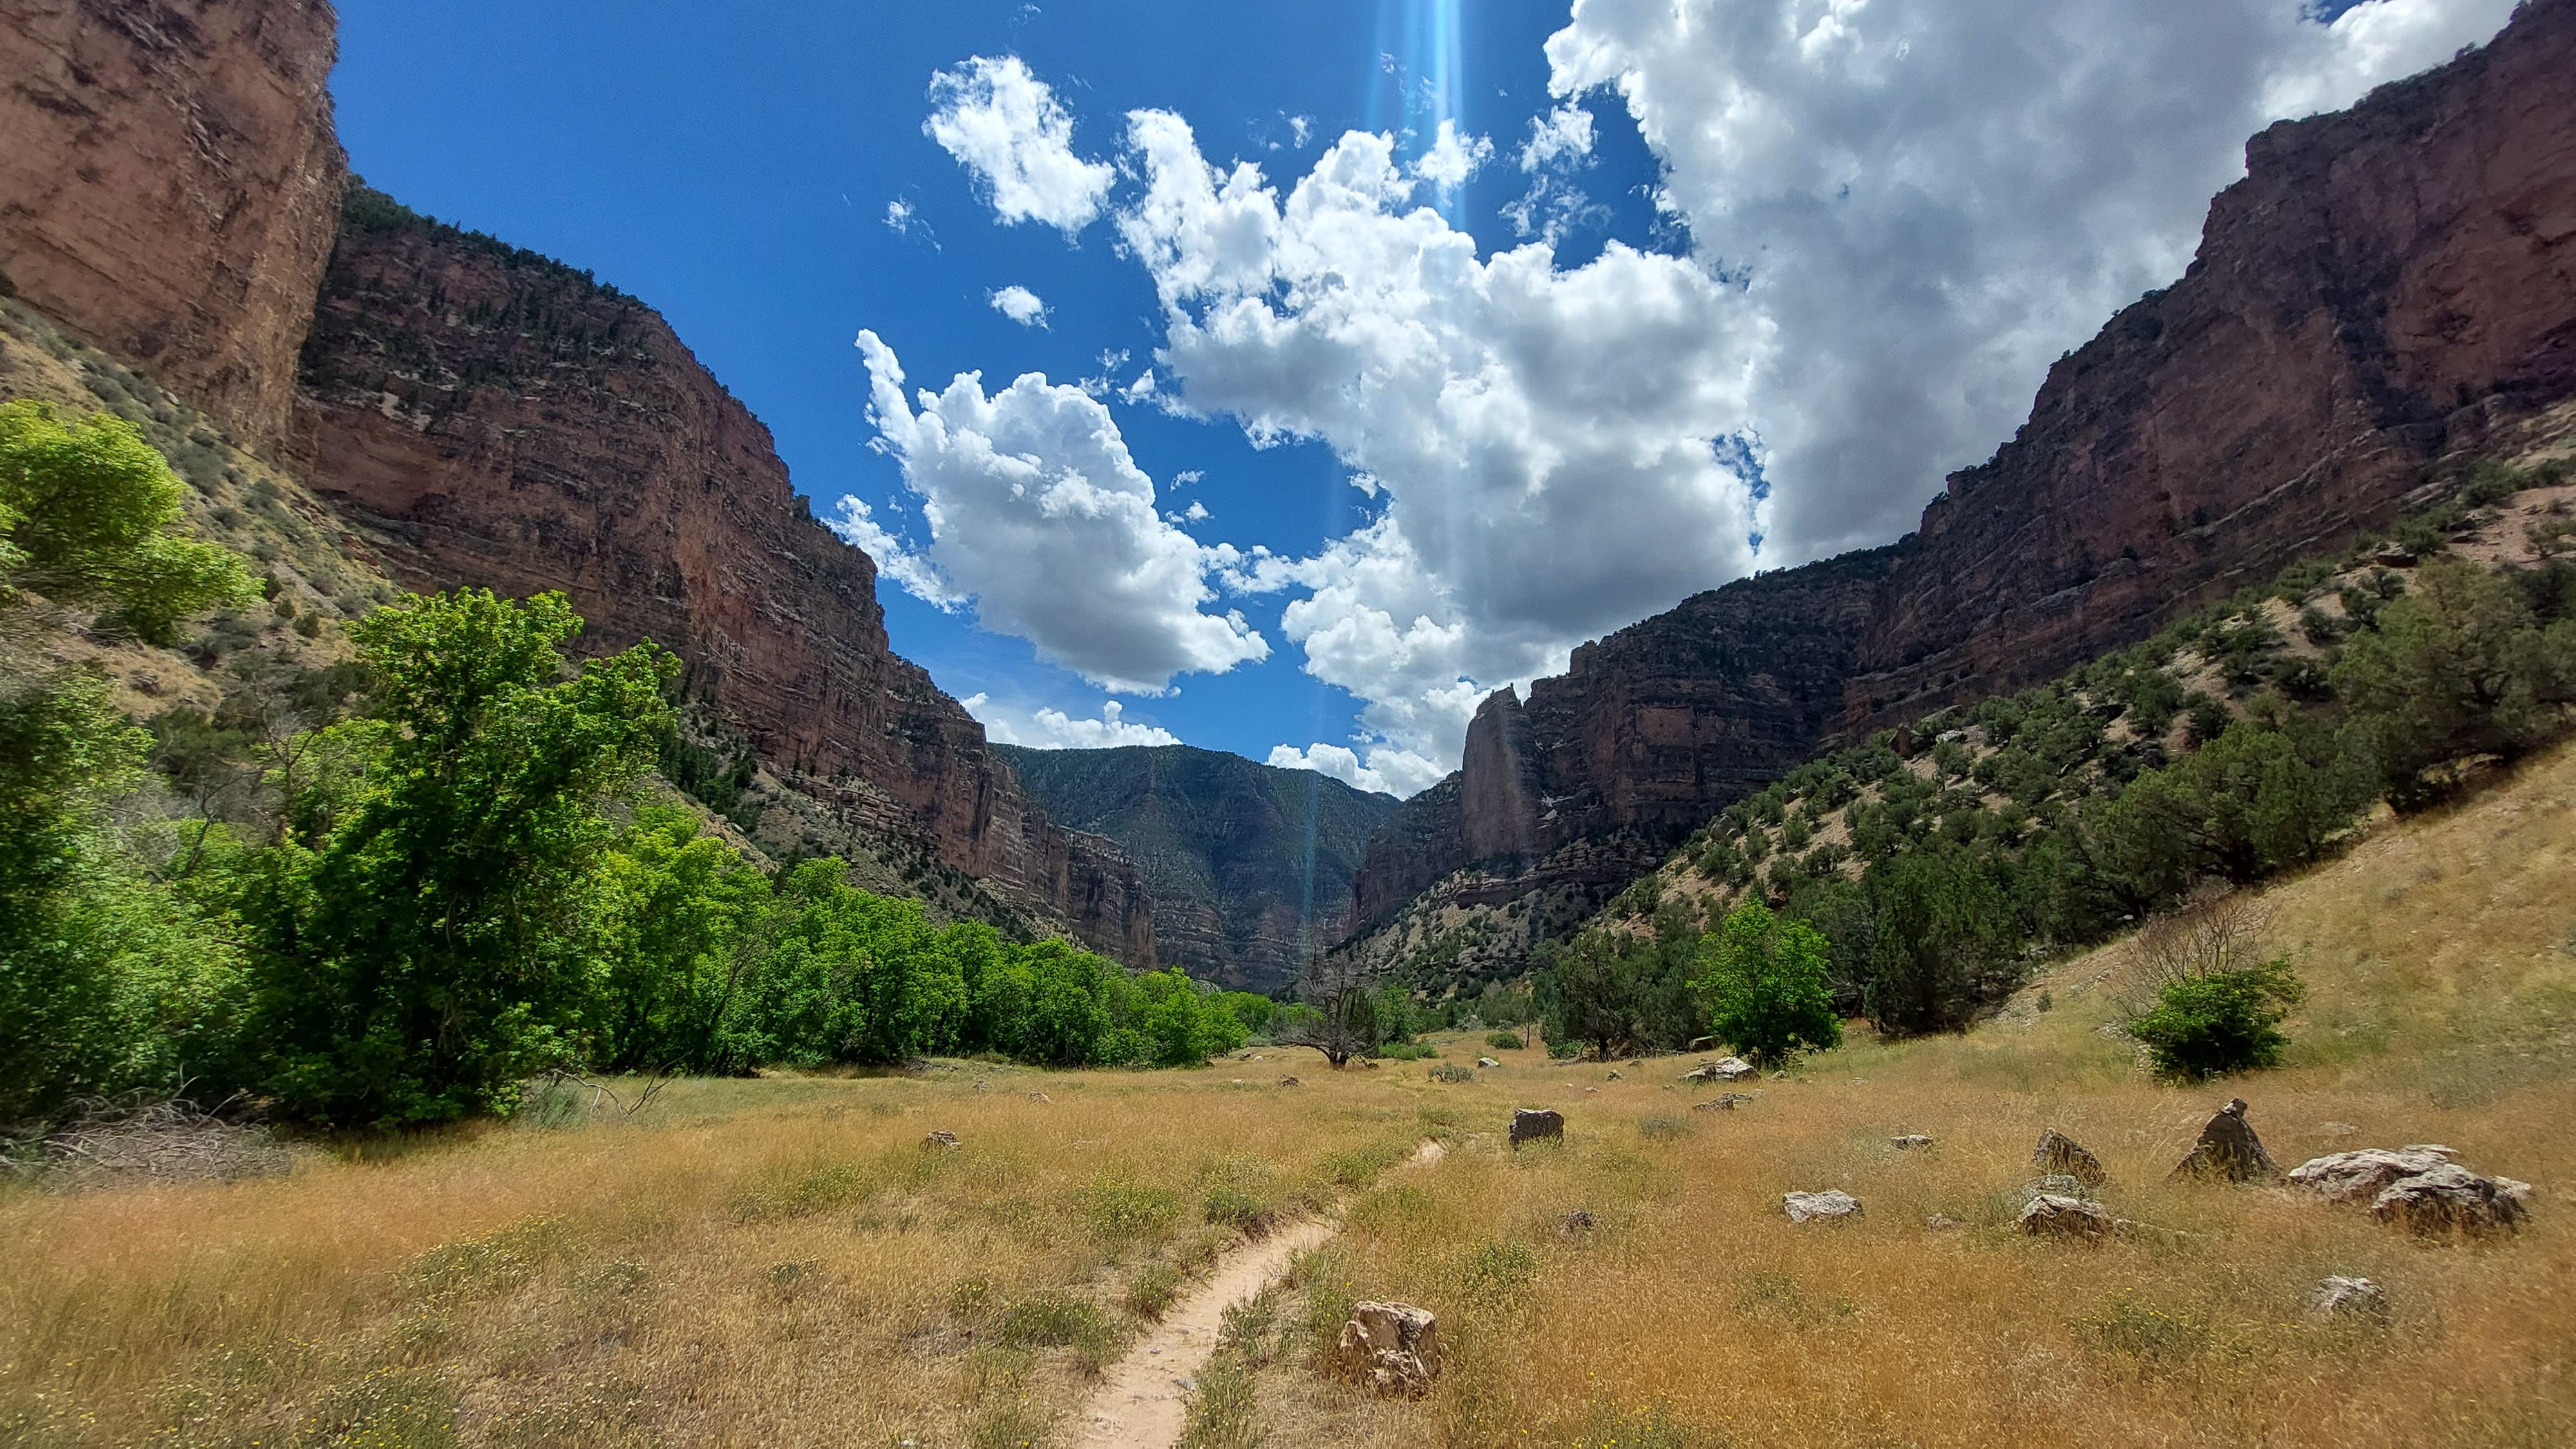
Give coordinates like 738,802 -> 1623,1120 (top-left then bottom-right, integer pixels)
997,743 -> 1399,991
9,732 -> 2572,1445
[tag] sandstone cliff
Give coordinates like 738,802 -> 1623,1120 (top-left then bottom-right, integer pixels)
1349,0 -> 2576,967
996,743 -> 1398,992
286,192 -> 1153,964
0,0 -> 345,448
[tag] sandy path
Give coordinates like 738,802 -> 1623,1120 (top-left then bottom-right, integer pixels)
1064,1138 -> 1445,1448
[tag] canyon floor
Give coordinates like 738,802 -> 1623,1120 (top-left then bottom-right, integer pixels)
8,742 -> 2576,1448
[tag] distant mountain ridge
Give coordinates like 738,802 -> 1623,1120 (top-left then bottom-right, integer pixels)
996,744 -> 1398,992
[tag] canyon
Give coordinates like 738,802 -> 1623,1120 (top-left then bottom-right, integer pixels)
1346,0 -> 2576,970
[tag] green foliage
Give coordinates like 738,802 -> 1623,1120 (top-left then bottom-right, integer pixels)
2089,719 -> 2370,902
1692,901 -> 1841,1067
0,399 -> 258,641
2128,957 -> 2305,1079
1857,848 -> 2016,1037
243,589 -> 679,1124
1485,1030 -> 1525,1050
2331,557 -> 2576,809
1537,915 -> 1701,1058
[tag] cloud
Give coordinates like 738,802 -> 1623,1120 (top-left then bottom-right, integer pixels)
1517,102 -> 1594,172
883,197 -> 936,246
1119,112 -> 1765,786
966,694 -> 1182,749
1541,0 -> 2519,561
987,285 -> 1050,327
843,330 -> 1269,694
1266,742 -> 1414,797
925,55 -> 1115,234
1411,118 -> 1493,189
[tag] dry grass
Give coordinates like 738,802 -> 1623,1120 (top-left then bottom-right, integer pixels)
10,743 -> 2576,1447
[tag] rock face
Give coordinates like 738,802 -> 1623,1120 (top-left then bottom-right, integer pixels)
0,0 -> 346,448
993,743 -> 1397,990
1329,1302 -> 1441,1397
287,193 -> 1153,963
1349,0 -> 2576,959
2170,1098 -> 2279,1183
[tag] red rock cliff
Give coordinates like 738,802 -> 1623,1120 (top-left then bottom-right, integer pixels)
0,0 -> 346,447
1353,0 -> 2576,938
287,197 -> 1153,965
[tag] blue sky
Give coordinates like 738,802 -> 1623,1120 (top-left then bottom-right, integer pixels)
330,0 -> 2513,795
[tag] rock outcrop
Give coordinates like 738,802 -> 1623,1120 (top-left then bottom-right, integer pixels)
1348,0 -> 2576,960
285,193 -> 1152,963
0,0 -> 346,448
1329,1302 -> 1441,1397
2170,1098 -> 2279,1183
994,743 -> 1397,990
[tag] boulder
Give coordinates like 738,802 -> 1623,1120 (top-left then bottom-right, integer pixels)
2308,1275 -> 2389,1320
2286,1146 -> 2458,1204
2023,1173 -> 2092,1201
1329,1301 -> 1441,1396
1278,1075 -> 1301,1088
922,1130 -> 961,1149
2017,1194 -> 2114,1240
1692,1092 -> 1759,1112
2170,1098 -> 2280,1183
1606,1070 -> 1625,1081
1477,1057 -> 1501,1068
1783,1189 -> 1863,1223
1510,1108 -> 1566,1146
2032,1128 -> 2107,1186
1683,1057 -> 1758,1083
2369,1164 -> 2532,1236
1891,1134 -> 1935,1150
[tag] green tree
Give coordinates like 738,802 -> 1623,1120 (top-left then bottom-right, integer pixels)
0,400 -> 256,641
246,589 -> 677,1125
588,805 -> 772,1072
1859,847 -> 2015,1037
1692,900 -> 1841,1068
2332,557 -> 2576,808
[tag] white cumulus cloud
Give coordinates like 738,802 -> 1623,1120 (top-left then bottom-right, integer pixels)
841,330 -> 1270,694
1517,102 -> 1594,172
1266,742 -> 1409,797
987,284 -> 1050,327
1541,0 -> 2519,560
925,55 -> 1115,234
1411,118 -> 1493,188
967,694 -> 1182,749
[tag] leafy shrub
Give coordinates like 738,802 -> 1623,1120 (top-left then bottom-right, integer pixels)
1693,900 -> 1841,1067
1428,1062 -> 1474,1083
1486,1030 -> 1525,1050
2128,959 -> 2304,1078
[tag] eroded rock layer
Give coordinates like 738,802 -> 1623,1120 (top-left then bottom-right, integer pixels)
0,0 -> 346,447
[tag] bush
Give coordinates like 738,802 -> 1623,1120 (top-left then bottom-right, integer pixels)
2129,960 -> 2304,1078
1485,1030 -> 1524,1050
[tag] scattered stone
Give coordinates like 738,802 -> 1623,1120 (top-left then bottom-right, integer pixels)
2023,1174 -> 2090,1201
2369,1163 -> 2532,1236
1926,1212 -> 1960,1230
2286,1146 -> 2458,1204
922,1130 -> 961,1150
2308,1275 -> 2390,1321
1477,1057 -> 1501,1068
1891,1134 -> 1935,1150
1783,1189 -> 1863,1223
2318,1121 -> 2362,1137
1278,1075 -> 1301,1088
2170,1098 -> 2279,1183
1584,1086 -> 1601,1095
1558,1208 -> 1597,1235
2032,1128 -> 2107,1186
1606,1070 -> 1624,1081
1692,1092 -> 1759,1112
1029,1092 -> 1051,1104
971,1080 -> 989,1094
2017,1194 -> 2114,1240
1510,1108 -> 1566,1146
1329,1301 -> 1441,1396
1229,1079 -> 1245,1086
1683,1057 -> 1759,1083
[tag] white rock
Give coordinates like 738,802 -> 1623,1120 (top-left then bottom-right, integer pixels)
1783,1189 -> 1863,1223
2017,1193 -> 2113,1239
2308,1275 -> 2389,1320
2286,1146 -> 2456,1204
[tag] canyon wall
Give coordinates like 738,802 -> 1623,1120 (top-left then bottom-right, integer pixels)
0,0 -> 346,448
1352,0 -> 2576,948
287,196 -> 1153,963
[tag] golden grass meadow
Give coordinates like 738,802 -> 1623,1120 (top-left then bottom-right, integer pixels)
9,739 -> 2576,1449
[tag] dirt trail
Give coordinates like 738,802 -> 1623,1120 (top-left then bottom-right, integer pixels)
1065,1138 -> 1445,1448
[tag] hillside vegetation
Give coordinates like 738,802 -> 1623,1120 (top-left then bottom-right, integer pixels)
6,729 -> 2573,1445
